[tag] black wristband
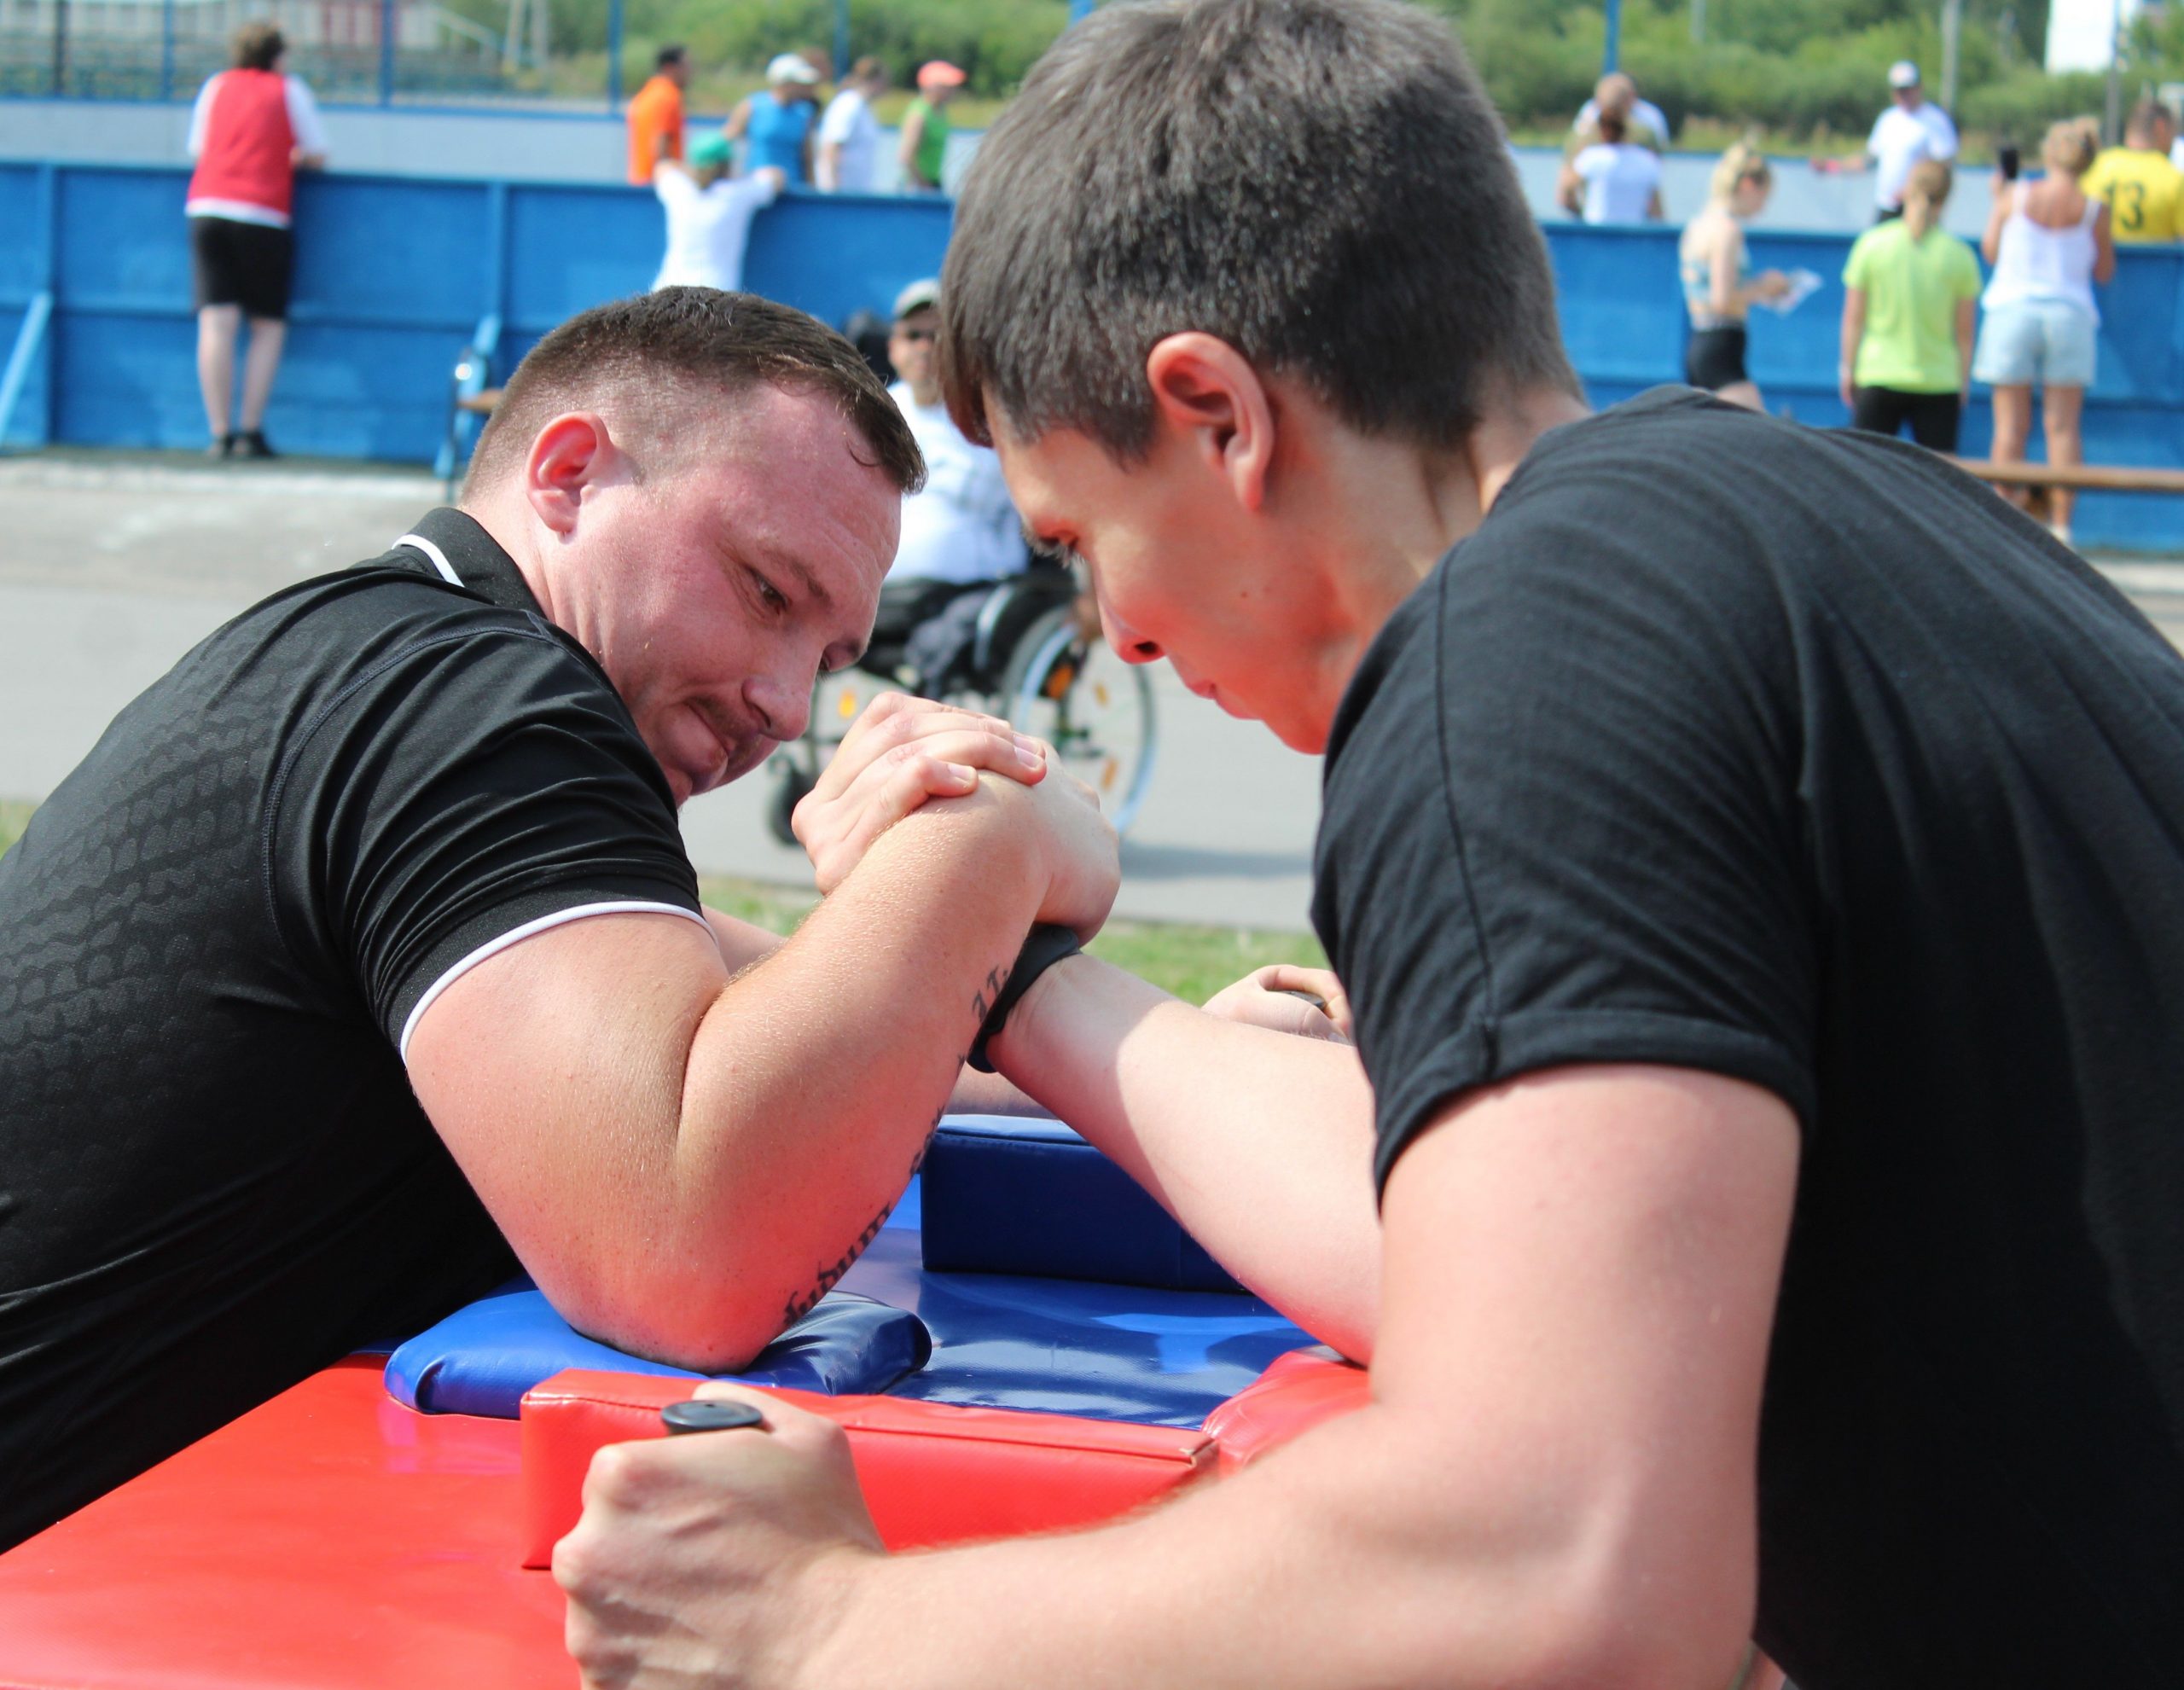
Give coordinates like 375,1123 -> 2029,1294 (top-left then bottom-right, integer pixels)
967,923 -> 1083,1073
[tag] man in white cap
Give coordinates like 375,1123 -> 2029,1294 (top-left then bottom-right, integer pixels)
874,276 -> 1033,685
1862,61 -> 1957,220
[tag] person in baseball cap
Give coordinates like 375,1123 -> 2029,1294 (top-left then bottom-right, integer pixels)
872,274 -> 1035,676
1863,55 -> 1957,218
726,52 -> 822,183
901,61 -> 967,192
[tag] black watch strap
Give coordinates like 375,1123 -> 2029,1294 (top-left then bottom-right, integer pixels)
967,924 -> 1083,1073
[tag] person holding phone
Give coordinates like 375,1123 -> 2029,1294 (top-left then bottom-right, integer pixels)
1974,118 -> 2116,546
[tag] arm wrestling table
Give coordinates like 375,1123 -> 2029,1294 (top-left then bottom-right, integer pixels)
0,1119 -> 1371,1689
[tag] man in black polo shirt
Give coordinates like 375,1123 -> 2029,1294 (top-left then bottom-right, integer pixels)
555,3 -> 2184,1685
0,287 -> 1117,1550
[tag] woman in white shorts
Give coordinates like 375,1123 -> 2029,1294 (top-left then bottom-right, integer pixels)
1972,119 -> 2114,546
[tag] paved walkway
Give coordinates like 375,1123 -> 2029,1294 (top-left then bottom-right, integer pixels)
0,451 -> 1322,930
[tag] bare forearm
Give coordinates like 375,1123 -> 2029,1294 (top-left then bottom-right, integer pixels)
809,1401 -> 1734,1690
992,955 -> 1380,1358
643,796 -> 1045,1362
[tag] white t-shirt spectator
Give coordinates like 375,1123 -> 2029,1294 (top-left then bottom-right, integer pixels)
651,166 -> 781,293
1571,142 -> 1661,223
888,381 -> 1026,586
1574,96 -> 1670,147
816,87 -> 882,193
1867,102 -> 1958,211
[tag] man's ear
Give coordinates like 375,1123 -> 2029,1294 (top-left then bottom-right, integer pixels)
1144,334 -> 1275,514
522,413 -> 613,537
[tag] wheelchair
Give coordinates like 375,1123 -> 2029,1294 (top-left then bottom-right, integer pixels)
766,561 -> 1158,845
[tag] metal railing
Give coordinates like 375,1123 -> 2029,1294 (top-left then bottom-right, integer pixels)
1,0 -> 593,106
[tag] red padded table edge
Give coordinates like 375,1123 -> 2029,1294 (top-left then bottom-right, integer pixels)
0,1357 -> 572,1690
520,1368 -> 1218,1566
1201,1347 -> 1372,1473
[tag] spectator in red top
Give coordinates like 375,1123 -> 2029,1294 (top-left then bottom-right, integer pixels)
185,21 -> 328,459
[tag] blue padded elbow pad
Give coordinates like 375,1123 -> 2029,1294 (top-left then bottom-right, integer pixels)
385,1282 -> 932,1419
920,1115 -> 1242,1292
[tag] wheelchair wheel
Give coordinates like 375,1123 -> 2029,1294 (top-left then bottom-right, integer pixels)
1001,607 -> 1157,835
767,757 -> 813,846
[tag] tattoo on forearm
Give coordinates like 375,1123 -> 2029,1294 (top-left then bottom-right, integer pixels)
968,956 -> 1012,1025
781,1199 -> 891,1325
779,965 -> 1006,1326
779,1097 -> 958,1326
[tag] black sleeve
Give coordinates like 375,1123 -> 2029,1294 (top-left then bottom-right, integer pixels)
266,622 -> 704,1048
1312,465 -> 1821,1193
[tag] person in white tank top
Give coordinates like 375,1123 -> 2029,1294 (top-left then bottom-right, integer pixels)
1970,119 -> 2115,546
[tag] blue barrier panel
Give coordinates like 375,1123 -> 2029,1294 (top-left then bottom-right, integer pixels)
505,181 -> 658,340
743,192 -> 953,334
0,166 -> 50,304
13,154 -> 2184,549
0,163 -> 55,446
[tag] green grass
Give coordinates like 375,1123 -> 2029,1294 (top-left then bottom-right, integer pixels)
692,873 -> 1330,1006
1083,918 -> 1328,1007
0,799 -> 30,860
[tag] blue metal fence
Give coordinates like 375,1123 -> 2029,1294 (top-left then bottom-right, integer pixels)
4,156 -> 2184,548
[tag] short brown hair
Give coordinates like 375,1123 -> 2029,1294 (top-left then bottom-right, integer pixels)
851,55 -> 886,83
2127,97 -> 2176,143
466,288 -> 924,497
938,0 -> 1577,458
232,21 -> 283,71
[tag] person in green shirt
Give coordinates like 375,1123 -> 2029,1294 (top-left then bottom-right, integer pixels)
1838,159 -> 1983,450
899,60 -> 964,193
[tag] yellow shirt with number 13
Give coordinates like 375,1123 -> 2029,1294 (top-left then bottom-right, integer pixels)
2081,146 -> 2183,243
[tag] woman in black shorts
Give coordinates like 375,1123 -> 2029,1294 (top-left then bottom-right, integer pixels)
1677,142 -> 1792,409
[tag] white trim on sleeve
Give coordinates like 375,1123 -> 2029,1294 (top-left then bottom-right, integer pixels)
284,75 -> 329,156
398,900 -> 715,1060
187,73 -> 219,157
392,531 -> 463,585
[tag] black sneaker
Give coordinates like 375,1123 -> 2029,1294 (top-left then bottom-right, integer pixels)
235,430 -> 277,460
207,433 -> 235,460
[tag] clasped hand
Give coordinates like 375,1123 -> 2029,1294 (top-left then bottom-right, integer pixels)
792,691 -> 1119,939
555,1384 -> 880,1690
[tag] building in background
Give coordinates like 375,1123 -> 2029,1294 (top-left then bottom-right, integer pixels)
2047,0 -> 2143,74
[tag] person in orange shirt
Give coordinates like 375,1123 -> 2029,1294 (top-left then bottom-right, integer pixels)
626,45 -> 690,186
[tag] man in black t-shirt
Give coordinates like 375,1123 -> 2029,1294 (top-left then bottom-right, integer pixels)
0,287 -> 1118,1550
556,4 -> 2184,1687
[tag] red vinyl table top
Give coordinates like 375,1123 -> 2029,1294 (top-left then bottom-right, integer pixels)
0,1357 -> 575,1690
